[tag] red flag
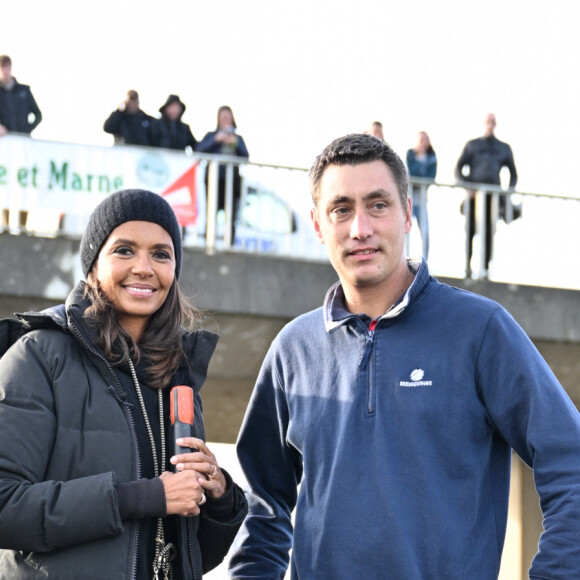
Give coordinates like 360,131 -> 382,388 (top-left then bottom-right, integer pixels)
161,163 -> 198,226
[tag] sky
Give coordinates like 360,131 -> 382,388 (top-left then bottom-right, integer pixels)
4,0 -> 580,196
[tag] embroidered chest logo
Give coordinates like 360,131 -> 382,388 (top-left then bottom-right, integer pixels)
399,369 -> 433,388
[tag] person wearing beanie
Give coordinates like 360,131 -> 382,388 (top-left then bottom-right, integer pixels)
0,189 -> 247,579
152,94 -> 197,152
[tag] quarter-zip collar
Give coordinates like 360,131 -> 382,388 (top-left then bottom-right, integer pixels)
12,281 -> 218,396
323,257 -> 428,332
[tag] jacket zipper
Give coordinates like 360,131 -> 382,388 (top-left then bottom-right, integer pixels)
359,328 -> 376,415
186,517 -> 203,580
69,321 -> 142,580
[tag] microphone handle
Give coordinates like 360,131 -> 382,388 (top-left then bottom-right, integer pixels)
174,420 -> 194,457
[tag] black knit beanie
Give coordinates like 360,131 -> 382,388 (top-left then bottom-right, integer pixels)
80,189 -> 182,279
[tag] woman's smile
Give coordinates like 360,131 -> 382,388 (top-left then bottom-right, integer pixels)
95,220 -> 176,341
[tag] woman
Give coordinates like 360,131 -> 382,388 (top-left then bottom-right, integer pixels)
406,131 -> 437,260
196,106 -> 249,243
0,189 -> 247,579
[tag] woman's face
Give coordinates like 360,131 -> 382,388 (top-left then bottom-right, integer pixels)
95,220 -> 176,341
218,108 -> 234,129
418,132 -> 430,152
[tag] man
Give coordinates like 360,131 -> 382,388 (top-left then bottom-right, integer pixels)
103,89 -> 154,146
366,119 -> 385,142
0,54 -> 42,136
229,133 -> 580,579
455,113 -> 517,277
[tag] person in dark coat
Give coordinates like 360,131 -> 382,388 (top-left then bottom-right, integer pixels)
153,94 -> 197,152
0,54 -> 42,136
103,89 -> 154,146
0,189 -> 248,579
455,113 -> 518,278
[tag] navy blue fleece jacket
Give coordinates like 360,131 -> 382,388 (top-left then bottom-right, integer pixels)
230,259 -> 580,579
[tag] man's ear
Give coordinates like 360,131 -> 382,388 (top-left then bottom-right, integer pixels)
311,207 -> 325,244
404,196 -> 412,234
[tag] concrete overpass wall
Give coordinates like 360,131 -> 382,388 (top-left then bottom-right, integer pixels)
2,231 -> 580,436
3,233 -> 580,578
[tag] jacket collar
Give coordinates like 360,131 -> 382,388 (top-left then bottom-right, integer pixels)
323,258 -> 429,332
1,281 -> 219,394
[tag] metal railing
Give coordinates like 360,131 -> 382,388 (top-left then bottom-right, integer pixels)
407,177 -> 580,289
1,134 -> 579,290
187,154 -> 328,261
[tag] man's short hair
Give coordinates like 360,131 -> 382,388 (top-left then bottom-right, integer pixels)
0,55 -> 12,67
310,133 -> 408,209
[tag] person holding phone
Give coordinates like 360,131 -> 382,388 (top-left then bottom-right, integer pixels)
197,106 -> 249,243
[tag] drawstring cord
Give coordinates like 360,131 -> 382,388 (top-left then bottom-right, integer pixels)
128,359 -> 176,580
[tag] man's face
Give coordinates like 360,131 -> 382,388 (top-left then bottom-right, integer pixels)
125,97 -> 139,114
311,160 -> 411,294
0,63 -> 12,83
370,123 -> 384,141
484,114 -> 496,137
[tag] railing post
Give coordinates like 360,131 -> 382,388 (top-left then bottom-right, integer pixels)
503,194 -> 514,223
405,184 -> 411,257
419,184 -> 428,259
206,160 -> 219,254
224,163 -> 234,248
463,189 -> 473,277
476,189 -> 487,278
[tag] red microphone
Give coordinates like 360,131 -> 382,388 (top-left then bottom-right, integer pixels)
170,385 -> 195,463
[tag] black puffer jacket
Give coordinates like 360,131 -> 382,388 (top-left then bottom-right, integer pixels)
152,117 -> 197,152
0,282 -> 247,579
103,108 -> 154,146
0,78 -> 42,134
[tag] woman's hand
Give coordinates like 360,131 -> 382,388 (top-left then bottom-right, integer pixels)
159,470 -> 207,517
170,437 -> 227,500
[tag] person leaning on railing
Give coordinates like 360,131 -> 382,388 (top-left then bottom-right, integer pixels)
406,130 -> 437,260
0,54 -> 43,232
196,105 -> 249,243
455,112 -> 517,278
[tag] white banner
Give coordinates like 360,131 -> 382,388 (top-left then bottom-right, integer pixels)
0,135 -> 203,234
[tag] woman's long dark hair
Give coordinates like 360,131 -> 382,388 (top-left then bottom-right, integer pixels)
83,272 -> 198,389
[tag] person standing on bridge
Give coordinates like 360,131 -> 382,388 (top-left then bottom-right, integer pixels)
103,89 -> 154,146
0,189 -> 247,579
0,54 -> 43,232
455,112 -> 518,278
153,94 -> 197,152
0,54 -> 42,137
196,105 -> 249,244
229,133 -> 580,579
406,130 -> 437,260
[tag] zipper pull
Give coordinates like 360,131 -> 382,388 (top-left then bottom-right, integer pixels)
359,331 -> 374,369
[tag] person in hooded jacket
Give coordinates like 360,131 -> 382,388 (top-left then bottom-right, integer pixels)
153,94 -> 197,152
0,188 -> 247,579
